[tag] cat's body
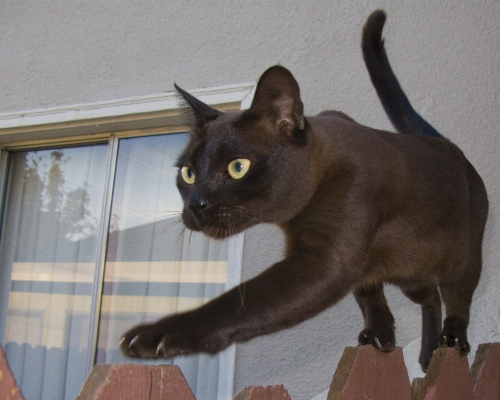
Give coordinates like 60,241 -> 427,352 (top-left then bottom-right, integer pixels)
120,10 -> 488,371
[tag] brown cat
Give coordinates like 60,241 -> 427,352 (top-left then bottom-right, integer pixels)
119,10 -> 488,372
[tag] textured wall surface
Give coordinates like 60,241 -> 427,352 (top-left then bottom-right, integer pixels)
1,1 -> 499,399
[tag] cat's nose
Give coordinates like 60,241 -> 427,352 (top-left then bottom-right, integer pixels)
189,201 -> 208,215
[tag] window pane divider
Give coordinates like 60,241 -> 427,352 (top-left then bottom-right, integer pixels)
85,134 -> 119,375
0,151 -> 10,250
217,232 -> 244,398
0,150 -> 10,342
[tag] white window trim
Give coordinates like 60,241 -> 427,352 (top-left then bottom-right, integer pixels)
0,82 -> 256,148
0,82 -> 255,399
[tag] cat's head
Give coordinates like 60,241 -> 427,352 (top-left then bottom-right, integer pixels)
175,66 -> 316,239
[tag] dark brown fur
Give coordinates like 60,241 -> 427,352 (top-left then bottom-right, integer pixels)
120,10 -> 488,372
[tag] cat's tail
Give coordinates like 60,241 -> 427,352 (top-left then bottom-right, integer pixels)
362,10 -> 443,138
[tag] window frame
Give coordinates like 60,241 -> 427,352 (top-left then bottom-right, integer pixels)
0,82 -> 255,398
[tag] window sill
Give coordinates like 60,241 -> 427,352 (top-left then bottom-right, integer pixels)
0,83 -> 255,149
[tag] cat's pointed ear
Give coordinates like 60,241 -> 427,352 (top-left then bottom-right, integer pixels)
248,66 -> 305,135
175,84 -> 222,127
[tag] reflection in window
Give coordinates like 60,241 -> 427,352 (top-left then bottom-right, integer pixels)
0,134 -> 240,400
97,134 -> 232,399
0,146 -> 108,400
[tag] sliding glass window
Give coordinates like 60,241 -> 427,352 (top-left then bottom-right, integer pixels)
0,132 -> 240,400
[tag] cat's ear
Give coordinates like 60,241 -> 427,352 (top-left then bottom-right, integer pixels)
175,84 -> 222,127
248,66 -> 305,136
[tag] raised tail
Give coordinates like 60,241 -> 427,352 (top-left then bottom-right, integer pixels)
362,10 -> 443,138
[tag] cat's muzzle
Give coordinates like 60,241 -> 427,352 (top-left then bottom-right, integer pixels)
182,203 -> 248,239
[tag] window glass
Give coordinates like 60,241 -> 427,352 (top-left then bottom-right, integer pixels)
0,133 -> 240,400
0,146 -> 108,400
96,134 -> 231,399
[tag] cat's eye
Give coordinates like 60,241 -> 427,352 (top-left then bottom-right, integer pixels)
180,166 -> 196,184
228,159 -> 251,179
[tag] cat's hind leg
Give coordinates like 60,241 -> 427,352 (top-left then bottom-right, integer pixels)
401,285 -> 442,372
354,284 -> 396,352
438,252 -> 482,358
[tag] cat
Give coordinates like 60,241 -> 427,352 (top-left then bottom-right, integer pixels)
119,9 -> 488,372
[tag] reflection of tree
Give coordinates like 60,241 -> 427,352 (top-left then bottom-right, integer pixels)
109,212 -> 121,233
24,150 -> 98,242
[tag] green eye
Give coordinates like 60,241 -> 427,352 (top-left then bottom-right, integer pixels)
181,166 -> 195,184
228,159 -> 251,179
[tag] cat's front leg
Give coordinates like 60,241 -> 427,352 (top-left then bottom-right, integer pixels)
353,284 -> 396,352
120,252 -> 355,359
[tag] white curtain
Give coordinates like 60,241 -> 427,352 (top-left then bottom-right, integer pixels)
96,134 -> 232,399
0,134 -> 239,400
0,146 -> 108,400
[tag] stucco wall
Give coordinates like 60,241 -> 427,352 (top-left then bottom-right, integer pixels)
1,1 -> 499,399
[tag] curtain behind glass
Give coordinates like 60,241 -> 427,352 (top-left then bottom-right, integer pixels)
96,134 -> 230,399
0,146 -> 108,400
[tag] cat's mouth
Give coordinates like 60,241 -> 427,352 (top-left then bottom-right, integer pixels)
182,204 -> 250,239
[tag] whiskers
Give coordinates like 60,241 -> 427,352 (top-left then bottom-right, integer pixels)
200,205 -> 251,240
238,282 -> 247,313
152,216 -> 185,244
165,223 -> 188,263
105,210 -> 187,267
109,206 -> 247,313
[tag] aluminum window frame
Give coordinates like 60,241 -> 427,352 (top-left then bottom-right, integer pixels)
0,82 -> 255,398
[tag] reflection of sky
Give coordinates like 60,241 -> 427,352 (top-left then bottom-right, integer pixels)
25,145 -> 108,229
111,133 -> 188,231
23,133 -> 188,235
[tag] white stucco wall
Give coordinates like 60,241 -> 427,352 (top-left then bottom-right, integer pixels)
1,1 -> 499,399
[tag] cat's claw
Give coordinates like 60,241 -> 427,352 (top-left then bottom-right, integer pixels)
440,316 -> 470,355
156,338 -> 168,358
441,332 -> 470,355
129,335 -> 139,348
119,318 -> 200,359
358,328 -> 395,352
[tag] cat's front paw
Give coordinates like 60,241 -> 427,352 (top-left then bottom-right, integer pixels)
358,329 -> 395,352
119,320 -> 195,359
